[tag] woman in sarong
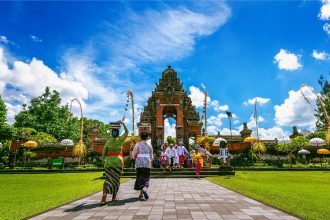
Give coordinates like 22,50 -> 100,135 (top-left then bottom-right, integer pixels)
100,121 -> 128,205
192,148 -> 204,179
132,131 -> 153,199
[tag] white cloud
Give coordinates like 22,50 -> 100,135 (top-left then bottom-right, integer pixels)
274,87 -> 317,127
4,102 -> 22,123
246,115 -> 266,130
274,49 -> 302,71
207,125 -> 219,135
219,128 -> 240,136
256,127 -> 287,140
0,49 -> 88,100
106,3 -> 231,68
188,87 -> 230,113
243,97 -> 271,106
30,35 -> 42,42
208,113 -> 228,127
211,100 -> 229,112
188,86 -> 209,108
323,23 -> 330,35
312,50 -> 330,60
319,0 -> 330,21
0,46 -> 91,122
0,35 -> 9,44
164,118 -> 176,139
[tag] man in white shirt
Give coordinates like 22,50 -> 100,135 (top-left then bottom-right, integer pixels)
177,142 -> 189,168
166,144 -> 176,172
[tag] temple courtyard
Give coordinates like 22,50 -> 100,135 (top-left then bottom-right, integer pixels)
29,178 -> 299,220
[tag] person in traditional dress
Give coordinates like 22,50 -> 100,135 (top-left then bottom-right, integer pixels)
100,121 -> 128,205
166,143 -> 176,172
177,142 -> 189,168
160,148 -> 168,173
132,131 -> 153,199
192,148 -> 204,179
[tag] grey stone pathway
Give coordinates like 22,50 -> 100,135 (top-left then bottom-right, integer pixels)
29,178 -> 299,220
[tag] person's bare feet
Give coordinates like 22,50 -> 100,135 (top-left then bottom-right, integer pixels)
100,194 -> 107,206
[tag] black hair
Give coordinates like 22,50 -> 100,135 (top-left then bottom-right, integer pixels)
111,129 -> 119,137
140,132 -> 148,140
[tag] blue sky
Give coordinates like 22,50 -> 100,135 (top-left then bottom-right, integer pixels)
0,1 -> 330,140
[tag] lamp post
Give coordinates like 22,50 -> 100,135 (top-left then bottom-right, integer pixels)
226,111 -> 233,149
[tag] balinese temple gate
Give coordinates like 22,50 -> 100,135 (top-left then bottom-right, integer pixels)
138,66 -> 202,151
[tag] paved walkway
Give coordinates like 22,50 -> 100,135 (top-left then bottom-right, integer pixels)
30,178 -> 299,220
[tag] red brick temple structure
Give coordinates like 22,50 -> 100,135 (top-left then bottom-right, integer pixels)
138,66 -> 202,150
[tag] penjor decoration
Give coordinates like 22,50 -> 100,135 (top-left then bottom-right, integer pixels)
123,90 -> 141,151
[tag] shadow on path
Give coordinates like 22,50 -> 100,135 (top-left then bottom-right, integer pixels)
64,197 -> 143,212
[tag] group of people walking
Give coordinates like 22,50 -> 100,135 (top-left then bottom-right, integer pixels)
100,121 -> 209,204
160,143 -> 189,171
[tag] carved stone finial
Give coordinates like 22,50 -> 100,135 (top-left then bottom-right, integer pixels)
168,65 -> 172,69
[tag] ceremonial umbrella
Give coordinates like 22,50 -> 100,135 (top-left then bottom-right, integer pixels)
23,140 -> 38,148
60,139 -> 74,146
317,148 -> 330,155
123,134 -> 141,152
298,149 -> 310,163
213,137 -> 227,146
196,133 -> 215,152
244,137 -> 258,164
317,148 -> 330,167
309,138 -> 326,147
298,149 -> 310,155
244,136 -> 258,143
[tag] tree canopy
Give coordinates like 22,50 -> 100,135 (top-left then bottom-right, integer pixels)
0,95 -> 16,143
315,74 -> 330,130
14,87 -> 80,141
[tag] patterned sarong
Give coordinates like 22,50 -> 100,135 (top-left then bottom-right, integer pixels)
103,167 -> 123,194
134,168 -> 151,190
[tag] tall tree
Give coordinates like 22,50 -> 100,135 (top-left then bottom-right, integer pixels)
0,95 -> 16,142
14,87 -> 80,141
167,136 -> 176,144
315,74 -> 330,130
0,95 -> 16,169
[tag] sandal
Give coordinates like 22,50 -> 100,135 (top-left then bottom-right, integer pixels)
100,201 -> 106,206
138,194 -> 143,198
111,197 -> 119,202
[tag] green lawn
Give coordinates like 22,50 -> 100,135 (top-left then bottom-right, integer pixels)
207,171 -> 330,220
0,173 -> 130,220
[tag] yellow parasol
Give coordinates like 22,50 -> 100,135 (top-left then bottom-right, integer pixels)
244,136 -> 258,143
123,133 -> 141,152
244,136 -> 258,164
23,140 -> 38,148
317,148 -> 330,155
196,133 -> 215,152
317,148 -> 330,167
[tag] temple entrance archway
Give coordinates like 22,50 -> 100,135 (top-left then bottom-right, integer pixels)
138,66 -> 202,151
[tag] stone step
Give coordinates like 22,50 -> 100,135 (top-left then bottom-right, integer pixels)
123,167 -> 234,172
122,170 -> 235,178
